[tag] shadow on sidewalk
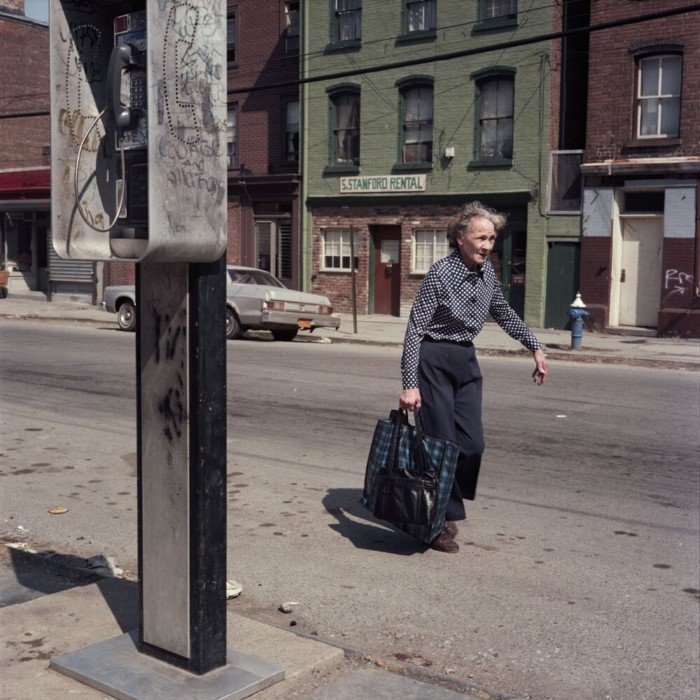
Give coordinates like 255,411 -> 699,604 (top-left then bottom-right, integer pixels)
5,546 -> 138,631
323,488 -> 427,556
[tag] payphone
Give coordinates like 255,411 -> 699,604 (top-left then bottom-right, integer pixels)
50,0 -> 227,262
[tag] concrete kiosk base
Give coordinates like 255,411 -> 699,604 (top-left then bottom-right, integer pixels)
51,630 -> 284,700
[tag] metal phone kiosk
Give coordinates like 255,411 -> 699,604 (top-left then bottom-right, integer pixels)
49,2 -> 283,697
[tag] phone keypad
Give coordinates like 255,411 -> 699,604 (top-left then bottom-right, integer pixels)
130,73 -> 146,111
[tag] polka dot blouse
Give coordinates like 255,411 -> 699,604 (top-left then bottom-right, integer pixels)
401,250 -> 542,389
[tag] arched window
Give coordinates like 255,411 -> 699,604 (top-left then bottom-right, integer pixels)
402,85 -> 433,163
328,86 -> 361,165
474,72 -> 514,161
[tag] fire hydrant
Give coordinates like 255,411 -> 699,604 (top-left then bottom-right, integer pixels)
568,293 -> 589,350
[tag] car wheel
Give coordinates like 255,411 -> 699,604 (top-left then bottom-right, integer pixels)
117,301 -> 136,332
225,307 -> 243,340
271,328 -> 298,342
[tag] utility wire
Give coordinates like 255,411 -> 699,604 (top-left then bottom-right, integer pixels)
230,3 -> 700,95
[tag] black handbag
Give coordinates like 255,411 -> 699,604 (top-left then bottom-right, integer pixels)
371,410 -> 438,525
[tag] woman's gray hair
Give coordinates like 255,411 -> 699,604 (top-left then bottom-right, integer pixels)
446,201 -> 507,249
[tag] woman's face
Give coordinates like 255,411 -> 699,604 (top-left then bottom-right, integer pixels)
456,217 -> 497,270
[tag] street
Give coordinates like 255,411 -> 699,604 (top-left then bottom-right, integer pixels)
1,320 -> 699,699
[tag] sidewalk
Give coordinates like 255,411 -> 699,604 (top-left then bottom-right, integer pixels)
1,292 -> 698,370
0,544 -> 490,699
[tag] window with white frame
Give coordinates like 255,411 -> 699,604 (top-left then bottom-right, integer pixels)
227,107 -> 237,168
637,54 -> 681,138
322,229 -> 357,270
405,0 -> 436,33
413,229 -> 448,273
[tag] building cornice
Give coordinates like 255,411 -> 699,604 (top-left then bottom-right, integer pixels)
581,157 -> 700,176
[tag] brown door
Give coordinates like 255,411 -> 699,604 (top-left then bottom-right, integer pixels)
373,226 -> 401,315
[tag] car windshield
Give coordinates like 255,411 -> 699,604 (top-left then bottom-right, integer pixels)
227,268 -> 285,288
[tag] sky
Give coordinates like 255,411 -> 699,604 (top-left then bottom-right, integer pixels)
24,0 -> 48,23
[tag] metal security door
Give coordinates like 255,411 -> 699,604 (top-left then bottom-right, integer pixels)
619,217 -> 663,327
373,226 -> 401,315
545,242 -> 580,329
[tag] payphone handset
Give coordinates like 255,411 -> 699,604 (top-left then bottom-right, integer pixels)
108,10 -> 147,149
74,10 -> 148,234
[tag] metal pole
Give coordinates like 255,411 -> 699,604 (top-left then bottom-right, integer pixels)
136,258 -> 227,675
350,225 -> 358,334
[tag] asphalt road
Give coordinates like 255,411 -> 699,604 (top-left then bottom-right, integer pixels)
1,320 -> 699,699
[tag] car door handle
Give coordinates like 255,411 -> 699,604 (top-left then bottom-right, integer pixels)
620,269 -> 626,283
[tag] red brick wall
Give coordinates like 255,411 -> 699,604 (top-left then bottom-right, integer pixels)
585,1 -> 700,162
228,0 -> 299,177
311,203 -> 462,315
661,238 -> 696,310
104,262 -> 135,286
548,2 -> 562,151
579,235 -> 612,329
0,16 -> 50,169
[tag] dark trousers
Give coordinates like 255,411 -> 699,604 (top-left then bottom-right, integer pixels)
418,339 -> 484,521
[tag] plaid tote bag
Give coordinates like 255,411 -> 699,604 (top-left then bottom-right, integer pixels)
361,409 -> 460,544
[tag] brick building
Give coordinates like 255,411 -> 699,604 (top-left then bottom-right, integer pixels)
226,0 -> 301,289
0,2 -> 52,297
0,1 -> 99,300
579,1 -> 700,337
301,0 -> 587,328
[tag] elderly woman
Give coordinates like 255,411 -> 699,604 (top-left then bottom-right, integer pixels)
400,202 -> 548,553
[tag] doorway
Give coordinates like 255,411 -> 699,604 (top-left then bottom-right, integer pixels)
372,226 -> 401,316
614,216 -> 663,327
545,242 -> 580,329
490,220 -> 526,319
255,219 -> 293,288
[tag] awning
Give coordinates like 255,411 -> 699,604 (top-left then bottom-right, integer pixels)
0,168 -> 51,202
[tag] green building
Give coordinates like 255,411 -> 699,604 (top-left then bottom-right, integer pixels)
300,0 -> 585,328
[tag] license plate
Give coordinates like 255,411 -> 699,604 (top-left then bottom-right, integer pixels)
298,319 -> 311,329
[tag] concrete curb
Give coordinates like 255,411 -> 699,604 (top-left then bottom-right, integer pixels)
3,311 -> 699,370
314,334 -> 700,371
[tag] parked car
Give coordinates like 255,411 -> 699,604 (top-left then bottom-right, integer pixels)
101,266 -> 341,341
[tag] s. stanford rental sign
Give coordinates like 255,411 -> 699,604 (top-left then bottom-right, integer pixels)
340,174 -> 426,194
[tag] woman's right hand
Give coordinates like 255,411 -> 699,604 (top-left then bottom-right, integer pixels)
400,388 -> 421,411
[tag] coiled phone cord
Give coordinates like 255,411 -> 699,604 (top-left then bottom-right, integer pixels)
73,108 -> 127,233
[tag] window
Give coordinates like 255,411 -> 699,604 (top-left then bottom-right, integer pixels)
548,150 -> 583,213
482,0 -> 517,20
285,1 -> 299,53
476,76 -> 514,161
285,101 -> 299,163
227,13 -> 237,64
402,85 -> 433,164
227,107 -> 237,168
330,91 -> 360,165
322,229 -> 358,270
413,229 -> 448,273
333,0 -> 361,42
405,0 -> 436,33
623,191 -> 665,213
637,55 -> 681,138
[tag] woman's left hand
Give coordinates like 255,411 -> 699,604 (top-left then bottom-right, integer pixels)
532,348 -> 548,385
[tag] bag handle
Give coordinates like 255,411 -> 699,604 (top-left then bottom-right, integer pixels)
386,409 -> 432,478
